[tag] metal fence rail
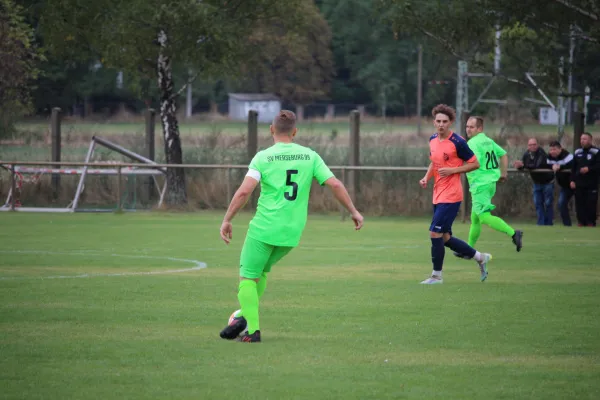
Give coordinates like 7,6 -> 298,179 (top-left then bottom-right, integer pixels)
3,160 -> 548,171
1,160 -> 565,220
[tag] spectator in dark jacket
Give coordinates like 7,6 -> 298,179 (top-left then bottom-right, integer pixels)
547,141 -> 574,226
570,132 -> 600,227
513,138 -> 554,225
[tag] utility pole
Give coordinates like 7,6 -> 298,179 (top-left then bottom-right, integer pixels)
455,61 -> 468,137
417,44 -> 423,135
584,86 -> 590,125
381,86 -> 387,119
494,25 -> 501,74
558,57 -> 565,140
186,69 -> 193,119
567,25 -> 576,124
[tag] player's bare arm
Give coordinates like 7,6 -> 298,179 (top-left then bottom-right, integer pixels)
419,163 -> 434,188
438,159 -> 480,177
499,154 -> 508,182
324,177 -> 364,230
220,176 -> 260,244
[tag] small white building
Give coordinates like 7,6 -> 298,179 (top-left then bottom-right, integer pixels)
228,93 -> 281,123
539,107 -> 567,125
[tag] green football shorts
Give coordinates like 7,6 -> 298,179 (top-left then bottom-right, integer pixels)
239,235 -> 294,279
471,183 -> 497,216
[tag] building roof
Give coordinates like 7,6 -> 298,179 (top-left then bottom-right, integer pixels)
228,93 -> 280,101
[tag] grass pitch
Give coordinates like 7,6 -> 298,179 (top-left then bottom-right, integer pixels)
1,212 -> 599,399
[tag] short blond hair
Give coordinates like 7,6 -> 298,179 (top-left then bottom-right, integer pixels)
469,116 -> 484,129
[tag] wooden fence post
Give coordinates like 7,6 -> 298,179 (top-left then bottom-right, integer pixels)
116,166 -> 122,212
460,111 -> 470,223
248,110 -> 258,208
349,110 -> 360,199
326,104 -> 335,121
145,108 -> 156,203
573,111 -> 585,153
51,107 -> 61,198
247,110 -> 258,161
10,164 -> 16,211
296,105 -> 304,121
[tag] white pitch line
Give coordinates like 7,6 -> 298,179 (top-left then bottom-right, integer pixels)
0,250 -> 207,280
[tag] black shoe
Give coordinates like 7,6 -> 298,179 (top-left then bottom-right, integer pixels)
237,330 -> 261,343
219,316 -> 247,340
453,251 -> 471,260
512,230 -> 523,252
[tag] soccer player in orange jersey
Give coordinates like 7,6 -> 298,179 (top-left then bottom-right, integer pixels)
418,104 -> 492,284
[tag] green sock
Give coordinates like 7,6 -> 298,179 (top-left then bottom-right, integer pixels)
479,212 -> 515,237
257,273 -> 268,298
238,280 -> 259,334
236,274 -> 266,319
468,212 -> 482,247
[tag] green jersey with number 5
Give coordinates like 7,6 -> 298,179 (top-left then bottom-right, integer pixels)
466,132 -> 507,192
246,142 -> 334,247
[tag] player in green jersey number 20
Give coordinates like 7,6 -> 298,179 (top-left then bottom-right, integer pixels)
218,110 -> 364,343
454,116 -> 523,261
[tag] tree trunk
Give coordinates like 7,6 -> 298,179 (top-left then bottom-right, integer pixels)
209,100 -> 218,115
157,30 -> 187,205
402,61 -> 409,117
83,96 -> 92,118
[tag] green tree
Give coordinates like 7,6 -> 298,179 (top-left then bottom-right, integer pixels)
235,6 -> 334,105
38,0 -> 322,205
0,0 -> 41,137
321,0 -> 404,114
320,0 -> 457,116
380,0 -> 600,92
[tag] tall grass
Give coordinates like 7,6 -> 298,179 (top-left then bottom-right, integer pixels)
0,128 -> 582,219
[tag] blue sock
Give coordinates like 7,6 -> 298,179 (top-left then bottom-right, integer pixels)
431,237 -> 445,272
445,237 -> 476,258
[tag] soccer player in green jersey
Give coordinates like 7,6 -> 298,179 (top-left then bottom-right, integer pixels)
454,116 -> 523,260
218,110 -> 364,343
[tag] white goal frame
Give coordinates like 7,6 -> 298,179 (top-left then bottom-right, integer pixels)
1,136 -> 167,212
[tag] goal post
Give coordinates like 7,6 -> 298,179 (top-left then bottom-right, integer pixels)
1,136 -> 167,213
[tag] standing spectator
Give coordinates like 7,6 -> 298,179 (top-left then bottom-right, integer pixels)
570,132 -> 600,227
513,138 -> 555,225
546,141 -> 574,226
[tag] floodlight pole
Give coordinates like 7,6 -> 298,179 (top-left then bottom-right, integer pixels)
558,57 -> 566,140
455,61 -> 468,137
567,25 -> 576,124
417,44 -> 423,136
186,69 -> 193,119
584,86 -> 590,124
494,25 -> 501,74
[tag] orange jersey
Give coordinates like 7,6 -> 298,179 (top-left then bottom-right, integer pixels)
429,132 -> 477,204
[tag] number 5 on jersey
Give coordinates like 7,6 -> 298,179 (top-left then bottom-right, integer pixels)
285,169 -> 298,201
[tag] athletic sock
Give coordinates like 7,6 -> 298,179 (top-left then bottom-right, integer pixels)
468,212 -> 482,247
479,212 -> 515,237
236,274 -> 267,319
238,280 -> 259,334
257,273 -> 268,298
445,236 -> 477,259
473,251 -> 484,263
431,237 -> 445,273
